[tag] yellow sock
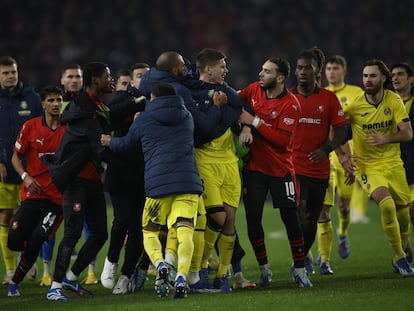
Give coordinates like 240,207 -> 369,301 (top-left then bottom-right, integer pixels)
201,226 -> 220,269
165,227 -> 178,260
190,214 -> 206,273
396,207 -> 410,250
0,225 -> 16,271
338,208 -> 350,236
176,226 -> 194,277
143,229 -> 164,266
216,233 -> 235,277
378,197 -> 405,261
351,182 -> 369,216
317,220 -> 333,262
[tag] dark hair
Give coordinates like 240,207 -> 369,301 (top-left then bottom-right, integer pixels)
196,48 -> 226,71
82,62 -> 108,87
364,59 -> 392,88
268,57 -> 290,78
390,62 -> 413,77
326,55 -> 347,69
39,85 -> 64,101
0,55 -> 17,66
62,64 -> 81,74
298,47 -> 325,73
116,68 -> 131,82
130,62 -> 150,77
151,82 -> 176,97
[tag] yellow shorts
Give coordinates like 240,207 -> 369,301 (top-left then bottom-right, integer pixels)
0,182 -> 21,209
323,162 -> 335,206
197,162 -> 241,208
358,163 -> 410,205
142,193 -> 199,230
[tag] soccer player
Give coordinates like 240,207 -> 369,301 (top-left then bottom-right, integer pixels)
189,48 -> 245,292
45,62 -> 115,301
315,55 -> 365,274
391,62 -> 414,262
100,63 -> 147,294
238,57 -> 312,287
346,59 -> 414,276
0,55 -> 42,284
114,69 -> 131,91
7,86 -> 66,297
101,82 -> 203,299
290,47 -> 350,271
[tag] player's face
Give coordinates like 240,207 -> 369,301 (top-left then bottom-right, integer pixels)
363,65 -> 384,95
295,58 -> 317,87
325,62 -> 345,86
391,67 -> 411,93
115,75 -> 131,91
131,67 -> 149,89
208,58 -> 228,85
175,56 -> 186,76
0,64 -> 18,89
61,68 -> 83,93
42,93 -> 63,117
259,60 -> 277,90
97,67 -> 115,94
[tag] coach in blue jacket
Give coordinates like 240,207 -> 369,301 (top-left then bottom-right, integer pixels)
101,82 -> 202,298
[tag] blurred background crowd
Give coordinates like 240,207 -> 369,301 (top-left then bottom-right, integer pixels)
1,0 -> 413,90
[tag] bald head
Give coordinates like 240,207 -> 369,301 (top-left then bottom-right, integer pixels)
156,51 -> 186,76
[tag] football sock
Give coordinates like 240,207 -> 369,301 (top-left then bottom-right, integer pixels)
190,213 -> 206,273
0,224 -> 16,271
396,206 -> 411,250
201,226 -> 220,269
143,229 -> 164,266
338,208 -> 350,236
378,196 -> 405,260
176,225 -> 194,276
165,227 -> 178,264
317,220 -> 333,262
216,233 -> 235,277
42,236 -> 55,262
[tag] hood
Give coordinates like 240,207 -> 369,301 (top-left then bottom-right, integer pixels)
146,95 -> 189,126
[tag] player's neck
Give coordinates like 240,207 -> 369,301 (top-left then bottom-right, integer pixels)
266,84 -> 284,98
395,87 -> 411,100
45,115 -> 61,130
366,89 -> 384,106
329,82 -> 345,90
297,83 -> 316,97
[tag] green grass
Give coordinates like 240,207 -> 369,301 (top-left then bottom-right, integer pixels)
1,200 -> 412,311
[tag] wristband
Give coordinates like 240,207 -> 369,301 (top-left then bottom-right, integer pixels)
322,145 -> 333,156
21,172 -> 28,181
252,116 -> 262,128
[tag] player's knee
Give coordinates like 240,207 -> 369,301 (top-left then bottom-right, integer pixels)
206,207 -> 225,232
7,231 -> 24,251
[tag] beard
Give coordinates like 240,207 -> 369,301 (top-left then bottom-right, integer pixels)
260,79 -> 276,90
364,83 -> 382,95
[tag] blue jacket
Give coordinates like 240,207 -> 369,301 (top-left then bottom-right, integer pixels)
109,95 -> 203,198
139,68 -> 223,144
139,68 -> 247,146
188,81 -> 245,146
0,82 -> 42,184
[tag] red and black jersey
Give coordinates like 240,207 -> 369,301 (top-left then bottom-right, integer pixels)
289,86 -> 347,179
239,82 -> 301,177
14,116 -> 67,205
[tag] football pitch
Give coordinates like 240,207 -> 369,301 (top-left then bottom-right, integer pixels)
0,200 -> 412,311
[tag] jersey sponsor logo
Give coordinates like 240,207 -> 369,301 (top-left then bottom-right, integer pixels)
362,120 -> 393,131
18,110 -> 32,116
299,117 -> 321,124
283,117 -> 295,125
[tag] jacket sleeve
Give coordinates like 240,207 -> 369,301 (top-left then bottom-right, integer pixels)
109,120 -> 141,152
